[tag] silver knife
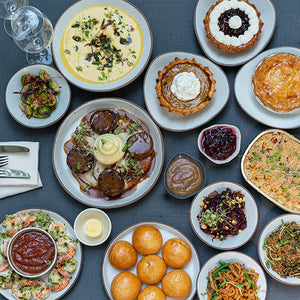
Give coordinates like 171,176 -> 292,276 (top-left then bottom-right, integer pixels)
0,168 -> 30,178
0,146 -> 30,153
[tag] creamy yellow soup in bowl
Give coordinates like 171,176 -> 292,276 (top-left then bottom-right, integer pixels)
52,0 -> 152,92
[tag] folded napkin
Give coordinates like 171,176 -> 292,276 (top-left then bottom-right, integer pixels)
0,141 -> 43,199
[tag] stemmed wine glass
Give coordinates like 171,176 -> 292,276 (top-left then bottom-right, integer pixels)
0,0 -> 28,37
11,6 -> 53,65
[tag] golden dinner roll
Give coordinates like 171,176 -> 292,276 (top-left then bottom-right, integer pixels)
132,225 -> 163,255
162,238 -> 192,268
137,286 -> 166,300
137,254 -> 167,284
109,240 -> 138,270
162,269 -> 191,299
111,271 -> 141,300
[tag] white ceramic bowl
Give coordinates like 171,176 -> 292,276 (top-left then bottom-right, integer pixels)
164,152 -> 206,199
74,208 -> 112,246
7,227 -> 57,278
197,251 -> 267,300
190,181 -> 258,250
52,0 -> 152,92
198,124 -> 241,164
5,64 -> 71,128
258,214 -> 300,285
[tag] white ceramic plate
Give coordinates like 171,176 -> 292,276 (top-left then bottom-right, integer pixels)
197,251 -> 267,299
102,221 -> 200,300
190,181 -> 258,250
5,64 -> 71,128
143,51 -> 229,132
235,47 -> 300,129
52,98 -> 164,209
194,0 -> 276,66
0,208 -> 83,300
52,0 -> 152,92
258,214 -> 300,285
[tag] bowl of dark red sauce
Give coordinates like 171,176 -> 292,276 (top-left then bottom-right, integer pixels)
164,153 -> 206,199
198,124 -> 241,164
7,227 -> 57,278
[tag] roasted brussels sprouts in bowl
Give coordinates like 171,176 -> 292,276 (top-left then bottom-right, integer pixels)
5,64 -> 71,128
18,70 -> 60,119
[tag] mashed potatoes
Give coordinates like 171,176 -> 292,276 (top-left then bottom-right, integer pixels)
93,134 -> 125,165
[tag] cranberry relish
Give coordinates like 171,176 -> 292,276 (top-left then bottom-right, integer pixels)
201,126 -> 237,160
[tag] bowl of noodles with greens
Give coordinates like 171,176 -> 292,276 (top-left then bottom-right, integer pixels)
258,214 -> 300,286
197,251 -> 267,300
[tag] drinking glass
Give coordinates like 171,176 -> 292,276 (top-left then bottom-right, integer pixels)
0,0 -> 28,37
11,6 -> 53,65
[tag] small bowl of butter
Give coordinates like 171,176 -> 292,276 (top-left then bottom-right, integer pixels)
74,208 -> 112,246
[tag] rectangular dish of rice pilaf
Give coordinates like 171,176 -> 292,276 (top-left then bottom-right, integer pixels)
242,129 -> 300,213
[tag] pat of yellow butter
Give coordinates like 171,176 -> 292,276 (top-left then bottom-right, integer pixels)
85,219 -> 103,238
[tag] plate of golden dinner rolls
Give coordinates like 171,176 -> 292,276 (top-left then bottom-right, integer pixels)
102,221 -> 200,300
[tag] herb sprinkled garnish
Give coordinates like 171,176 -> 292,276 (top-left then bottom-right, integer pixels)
73,123 -> 93,144
72,36 -> 82,42
263,220 -> 300,277
250,150 -> 262,162
101,138 -> 120,151
120,36 -> 132,45
122,142 -> 133,152
100,18 -> 112,30
114,152 -> 144,179
67,8 -> 138,81
84,32 -> 126,74
126,121 -> 140,135
71,22 -> 80,28
197,188 -> 247,241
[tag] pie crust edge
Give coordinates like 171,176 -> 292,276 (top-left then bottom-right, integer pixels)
155,57 -> 216,115
203,0 -> 264,53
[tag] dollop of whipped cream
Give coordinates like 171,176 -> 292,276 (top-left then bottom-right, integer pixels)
229,15 -> 242,29
170,72 -> 200,101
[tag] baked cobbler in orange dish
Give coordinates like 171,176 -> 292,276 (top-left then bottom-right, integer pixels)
155,58 -> 216,115
204,0 -> 263,52
252,53 -> 300,112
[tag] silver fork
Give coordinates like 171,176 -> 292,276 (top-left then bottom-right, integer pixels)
0,155 -> 8,168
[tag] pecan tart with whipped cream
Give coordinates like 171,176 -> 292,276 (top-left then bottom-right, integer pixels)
252,53 -> 300,112
155,58 -> 216,115
204,0 -> 263,52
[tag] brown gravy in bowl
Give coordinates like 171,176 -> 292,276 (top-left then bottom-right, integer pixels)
166,158 -> 202,197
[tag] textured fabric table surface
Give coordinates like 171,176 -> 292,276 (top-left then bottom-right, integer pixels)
0,0 -> 299,299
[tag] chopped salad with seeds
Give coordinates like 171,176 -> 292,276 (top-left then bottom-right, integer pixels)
197,188 -> 247,241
